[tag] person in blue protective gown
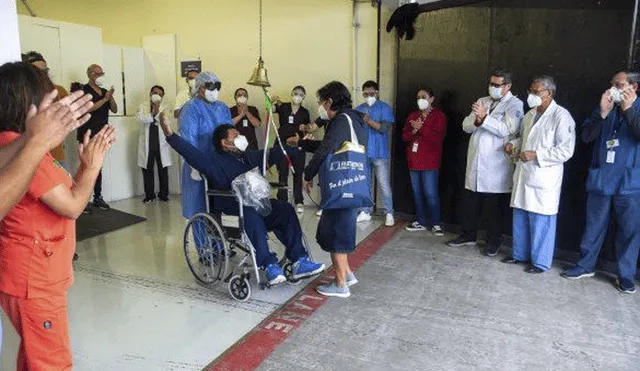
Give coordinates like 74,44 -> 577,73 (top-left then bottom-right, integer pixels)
179,72 -> 232,234
159,115 -> 325,286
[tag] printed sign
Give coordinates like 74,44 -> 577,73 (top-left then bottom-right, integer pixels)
180,60 -> 202,77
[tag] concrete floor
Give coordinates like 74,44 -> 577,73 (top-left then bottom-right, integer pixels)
259,231 -> 640,371
0,197 -> 382,371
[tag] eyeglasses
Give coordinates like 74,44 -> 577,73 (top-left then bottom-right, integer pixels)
204,81 -> 221,91
489,83 -> 505,88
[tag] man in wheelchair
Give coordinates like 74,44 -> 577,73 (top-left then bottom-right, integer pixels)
159,115 -> 325,285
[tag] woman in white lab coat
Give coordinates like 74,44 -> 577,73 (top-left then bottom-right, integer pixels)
137,85 -> 173,203
503,76 -> 576,273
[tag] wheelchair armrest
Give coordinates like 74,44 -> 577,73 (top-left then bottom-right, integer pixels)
207,189 -> 235,198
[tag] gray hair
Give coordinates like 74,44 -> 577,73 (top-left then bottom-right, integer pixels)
625,71 -> 640,85
532,75 -> 557,97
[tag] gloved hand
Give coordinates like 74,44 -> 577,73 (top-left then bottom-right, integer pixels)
190,168 -> 202,181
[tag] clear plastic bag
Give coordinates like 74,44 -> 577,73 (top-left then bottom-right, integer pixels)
231,167 -> 272,216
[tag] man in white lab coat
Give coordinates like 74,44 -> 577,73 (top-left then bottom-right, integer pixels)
447,69 -> 524,256
502,75 -> 576,273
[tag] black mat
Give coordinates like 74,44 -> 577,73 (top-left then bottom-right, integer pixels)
76,208 -> 146,242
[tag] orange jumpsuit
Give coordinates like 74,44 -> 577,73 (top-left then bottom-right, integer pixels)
0,131 -> 75,370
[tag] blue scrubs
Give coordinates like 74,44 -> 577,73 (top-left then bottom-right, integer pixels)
576,100 -> 640,280
512,208 -> 557,270
166,134 -> 305,267
178,98 -> 232,219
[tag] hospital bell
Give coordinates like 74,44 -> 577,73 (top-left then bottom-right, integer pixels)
247,58 -> 271,87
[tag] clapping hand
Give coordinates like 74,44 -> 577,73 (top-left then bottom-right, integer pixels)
286,133 -> 300,146
78,125 -> 116,170
159,112 -> 173,136
472,102 -> 488,121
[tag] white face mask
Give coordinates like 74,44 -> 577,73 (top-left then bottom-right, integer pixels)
365,96 -> 377,106
417,98 -> 430,111
609,87 -> 623,104
187,79 -> 196,90
292,95 -> 304,105
527,93 -> 543,108
233,135 -> 249,152
150,94 -> 163,103
95,76 -> 105,87
236,96 -> 248,105
205,89 -> 219,103
488,86 -> 504,100
318,104 -> 330,120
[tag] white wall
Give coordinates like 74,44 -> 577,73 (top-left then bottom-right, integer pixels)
0,0 -> 21,64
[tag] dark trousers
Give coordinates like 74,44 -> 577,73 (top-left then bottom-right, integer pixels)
142,151 -> 169,199
461,189 -> 509,247
94,170 -> 102,198
277,153 -> 305,205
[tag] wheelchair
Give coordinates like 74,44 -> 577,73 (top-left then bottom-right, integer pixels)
182,177 -> 314,302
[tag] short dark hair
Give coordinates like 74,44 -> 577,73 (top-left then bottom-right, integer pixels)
417,86 -> 434,97
491,68 -> 512,85
234,88 -> 248,97
213,124 -> 236,151
150,85 -> 165,95
0,62 -> 48,133
292,86 -> 306,95
70,82 -> 84,93
23,51 -> 46,64
362,80 -> 379,91
317,81 -> 352,112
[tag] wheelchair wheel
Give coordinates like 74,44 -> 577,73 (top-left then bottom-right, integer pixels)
228,275 -> 251,301
283,262 -> 301,285
183,213 -> 229,286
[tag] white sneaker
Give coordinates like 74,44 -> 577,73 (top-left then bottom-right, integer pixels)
385,214 -> 395,227
431,225 -> 444,236
405,221 -> 426,232
356,211 -> 372,223
296,204 -> 304,214
316,209 -> 323,217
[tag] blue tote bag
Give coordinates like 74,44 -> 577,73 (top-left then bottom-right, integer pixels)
319,113 -> 374,210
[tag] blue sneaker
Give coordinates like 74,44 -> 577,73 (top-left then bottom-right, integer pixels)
292,257 -> 325,280
316,282 -> 350,298
560,266 -> 595,280
265,264 -> 286,285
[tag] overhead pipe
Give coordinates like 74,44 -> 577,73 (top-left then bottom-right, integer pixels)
628,0 -> 639,69
352,0 -> 361,102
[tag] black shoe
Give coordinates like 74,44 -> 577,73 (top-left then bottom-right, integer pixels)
446,235 -> 477,247
501,256 -> 528,264
525,266 -> 545,274
158,196 -> 169,202
73,253 -> 79,261
617,278 -> 637,294
143,197 -> 156,204
93,196 -> 110,210
484,245 -> 500,257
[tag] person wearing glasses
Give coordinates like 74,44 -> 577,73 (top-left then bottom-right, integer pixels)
503,75 -> 575,274
446,69 -> 524,257
178,72 -> 232,233
353,80 -> 396,227
23,51 -> 70,169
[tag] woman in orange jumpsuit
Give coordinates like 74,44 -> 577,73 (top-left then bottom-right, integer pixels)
0,62 -> 115,370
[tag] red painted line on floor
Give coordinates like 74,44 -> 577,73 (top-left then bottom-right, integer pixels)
204,222 -> 405,371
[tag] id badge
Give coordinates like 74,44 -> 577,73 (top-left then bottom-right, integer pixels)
288,115 -> 294,124
412,142 -> 419,153
242,119 -> 249,127
606,150 -> 616,164
606,139 -> 620,149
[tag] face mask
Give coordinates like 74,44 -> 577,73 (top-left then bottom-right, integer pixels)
233,135 -> 249,152
150,94 -> 163,103
609,87 -> 623,104
365,96 -> 377,106
318,104 -> 330,120
292,95 -> 304,105
489,86 -> 503,100
417,98 -> 430,110
527,93 -> 543,108
236,96 -> 248,105
205,89 -> 219,103
187,79 -> 196,89
95,76 -> 105,87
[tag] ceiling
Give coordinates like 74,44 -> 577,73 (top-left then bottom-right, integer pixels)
379,0 -> 443,9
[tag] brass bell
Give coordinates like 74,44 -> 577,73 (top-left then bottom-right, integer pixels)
247,57 -> 271,87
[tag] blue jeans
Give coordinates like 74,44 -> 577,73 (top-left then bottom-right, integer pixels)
512,208 -> 557,271
409,170 -> 441,227
576,193 -> 640,280
362,158 -> 394,215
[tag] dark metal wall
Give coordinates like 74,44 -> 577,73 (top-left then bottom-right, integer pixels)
393,0 -> 634,260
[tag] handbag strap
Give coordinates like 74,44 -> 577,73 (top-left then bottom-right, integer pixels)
341,113 -> 359,146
